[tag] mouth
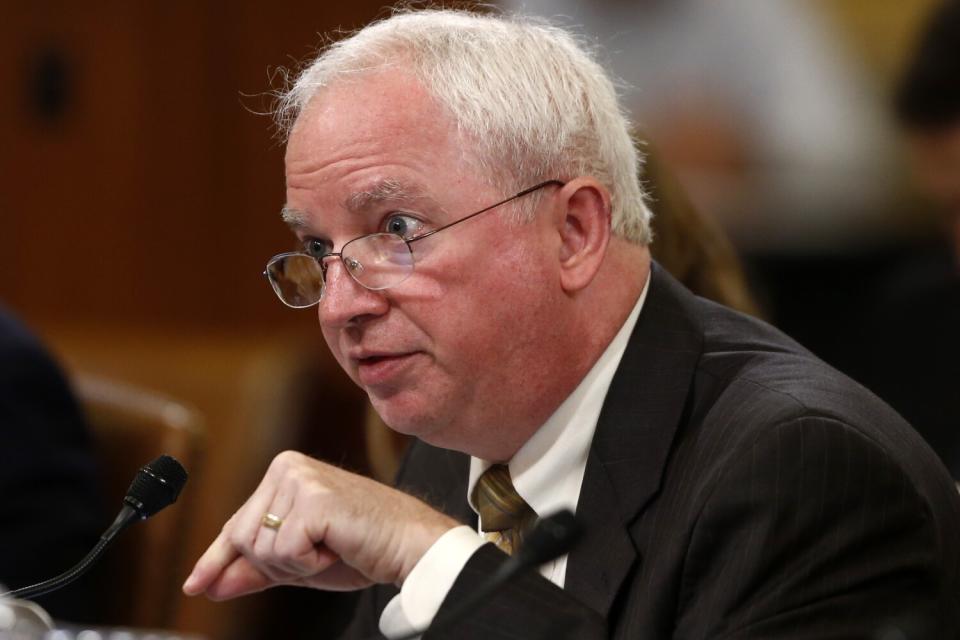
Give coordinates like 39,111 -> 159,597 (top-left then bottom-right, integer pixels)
354,351 -> 421,387
358,354 -> 399,365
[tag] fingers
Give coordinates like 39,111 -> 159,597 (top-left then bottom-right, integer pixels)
266,493 -> 341,578
184,451 -> 343,598
202,556 -> 274,601
245,457 -> 340,581
187,541 -> 369,600
302,559 -> 374,592
251,482 -> 297,578
226,466 -> 284,563
183,457 -> 287,596
206,556 -> 372,599
184,449 -> 459,598
182,525 -> 241,596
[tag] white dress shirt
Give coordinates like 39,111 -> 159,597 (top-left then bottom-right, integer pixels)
380,275 -> 650,636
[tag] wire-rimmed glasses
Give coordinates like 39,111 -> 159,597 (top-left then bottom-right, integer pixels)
263,180 -> 564,308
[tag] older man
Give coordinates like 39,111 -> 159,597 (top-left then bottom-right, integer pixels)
184,10 -> 960,638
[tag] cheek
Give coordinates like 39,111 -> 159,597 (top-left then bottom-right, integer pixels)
428,239 -> 557,368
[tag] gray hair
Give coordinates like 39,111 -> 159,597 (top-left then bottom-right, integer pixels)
275,8 -> 653,245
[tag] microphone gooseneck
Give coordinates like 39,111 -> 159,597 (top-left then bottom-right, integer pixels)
379,509 -> 583,640
1,455 -> 188,601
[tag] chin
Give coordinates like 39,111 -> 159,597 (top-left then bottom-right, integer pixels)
370,395 -> 442,439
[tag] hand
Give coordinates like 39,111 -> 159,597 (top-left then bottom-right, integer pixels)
182,450 -> 458,600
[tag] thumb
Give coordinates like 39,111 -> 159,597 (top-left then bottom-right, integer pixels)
202,557 -> 274,601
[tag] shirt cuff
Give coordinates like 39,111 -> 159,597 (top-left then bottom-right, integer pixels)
379,525 -> 487,636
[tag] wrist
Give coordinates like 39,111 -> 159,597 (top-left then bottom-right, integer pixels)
397,512 -> 460,585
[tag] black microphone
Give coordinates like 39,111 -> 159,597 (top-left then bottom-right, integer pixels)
376,509 -> 583,640
1,454 -> 188,601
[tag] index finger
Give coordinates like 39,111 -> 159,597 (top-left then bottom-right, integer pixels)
182,529 -> 240,596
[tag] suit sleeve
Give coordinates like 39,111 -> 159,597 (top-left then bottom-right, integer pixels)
424,544 -> 606,640
343,547 -> 593,640
339,585 -> 394,639
674,415 -> 958,640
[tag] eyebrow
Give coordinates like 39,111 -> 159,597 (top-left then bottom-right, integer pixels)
344,178 -> 423,213
281,206 -> 310,231
280,178 -> 428,232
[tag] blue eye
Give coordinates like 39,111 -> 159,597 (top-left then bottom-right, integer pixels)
304,238 -> 330,257
384,214 -> 423,239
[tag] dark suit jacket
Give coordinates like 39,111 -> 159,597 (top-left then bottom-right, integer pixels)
0,305 -> 105,623
345,265 -> 960,639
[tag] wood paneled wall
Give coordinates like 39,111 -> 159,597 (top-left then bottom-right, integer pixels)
1,2 -> 392,332
1,5 -> 400,638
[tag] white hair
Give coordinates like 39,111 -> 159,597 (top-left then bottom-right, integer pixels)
275,8 -> 653,245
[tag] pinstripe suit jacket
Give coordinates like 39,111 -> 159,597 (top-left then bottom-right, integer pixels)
345,264 -> 960,639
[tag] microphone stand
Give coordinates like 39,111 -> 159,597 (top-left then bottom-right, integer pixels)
0,455 -> 187,602
3,506 -> 141,600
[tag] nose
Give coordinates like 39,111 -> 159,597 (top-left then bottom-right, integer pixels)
317,258 -> 389,329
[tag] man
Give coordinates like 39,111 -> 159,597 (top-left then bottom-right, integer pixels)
183,9 -> 960,638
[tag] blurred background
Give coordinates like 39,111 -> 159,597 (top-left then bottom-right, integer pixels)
1,1 -> 956,639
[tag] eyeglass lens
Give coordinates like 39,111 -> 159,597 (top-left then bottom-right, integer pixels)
266,254 -> 324,308
266,233 -> 415,308
346,233 -> 415,290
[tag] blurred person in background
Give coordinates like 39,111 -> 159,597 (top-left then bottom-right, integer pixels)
853,0 -> 960,479
643,148 -> 760,317
500,0 -> 897,250
896,0 -> 960,263
0,303 -> 105,624
502,0 -> 910,381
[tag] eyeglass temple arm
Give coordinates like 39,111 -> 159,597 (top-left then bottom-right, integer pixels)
406,180 -> 565,245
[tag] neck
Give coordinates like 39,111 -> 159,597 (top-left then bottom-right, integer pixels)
470,241 -> 651,462
572,239 -> 650,361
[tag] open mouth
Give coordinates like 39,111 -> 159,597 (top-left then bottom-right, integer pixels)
359,354 -> 401,365
355,352 -> 420,386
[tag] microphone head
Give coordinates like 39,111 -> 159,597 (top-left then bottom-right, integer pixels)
123,455 -> 188,519
517,509 -> 583,568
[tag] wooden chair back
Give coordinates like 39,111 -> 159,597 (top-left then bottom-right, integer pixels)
74,374 -> 204,630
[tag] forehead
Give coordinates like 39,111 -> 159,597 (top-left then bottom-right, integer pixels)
282,71 -> 497,236
284,71 -> 466,187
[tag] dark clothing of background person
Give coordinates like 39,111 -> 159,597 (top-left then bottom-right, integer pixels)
0,304 -> 105,623
854,239 -> 960,478
875,0 -> 960,480
343,266 -> 960,640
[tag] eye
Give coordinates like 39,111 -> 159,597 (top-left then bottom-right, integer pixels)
383,213 -> 424,239
304,238 -> 331,257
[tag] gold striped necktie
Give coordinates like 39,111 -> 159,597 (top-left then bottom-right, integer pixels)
471,464 -> 538,555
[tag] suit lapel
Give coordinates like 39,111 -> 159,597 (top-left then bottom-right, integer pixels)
564,263 -> 704,618
438,449 -> 477,526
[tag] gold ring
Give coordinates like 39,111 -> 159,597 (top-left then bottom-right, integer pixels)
261,513 -> 283,530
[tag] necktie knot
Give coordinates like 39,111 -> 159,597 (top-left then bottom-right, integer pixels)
472,464 -> 537,554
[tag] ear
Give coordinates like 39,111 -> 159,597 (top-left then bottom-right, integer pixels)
555,178 -> 612,293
